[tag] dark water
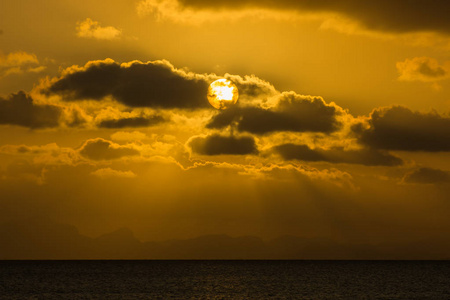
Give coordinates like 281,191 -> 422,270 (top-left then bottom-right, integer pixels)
1,261 -> 449,299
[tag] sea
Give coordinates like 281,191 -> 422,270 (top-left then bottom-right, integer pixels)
1,260 -> 449,299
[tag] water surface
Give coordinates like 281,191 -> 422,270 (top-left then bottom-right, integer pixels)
1,260 -> 449,299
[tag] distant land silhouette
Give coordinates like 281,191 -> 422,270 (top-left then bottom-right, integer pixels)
1,218 -> 449,260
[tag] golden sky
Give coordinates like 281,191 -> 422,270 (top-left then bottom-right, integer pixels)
1,0 -> 450,259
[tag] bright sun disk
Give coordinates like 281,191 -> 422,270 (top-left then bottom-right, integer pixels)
207,79 -> 239,109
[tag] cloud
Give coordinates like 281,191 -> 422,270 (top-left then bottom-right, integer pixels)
156,0 -> 450,34
44,59 -> 211,109
98,115 -> 166,128
207,91 -> 342,134
189,134 -> 258,155
0,52 -> 38,67
353,106 -> 450,152
273,143 -> 403,166
79,138 -> 140,160
403,167 -> 450,184
91,168 -> 137,179
397,57 -> 450,83
76,18 -> 122,40
0,51 -> 45,77
0,91 -> 62,129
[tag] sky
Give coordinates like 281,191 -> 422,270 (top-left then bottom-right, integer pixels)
1,0 -> 450,259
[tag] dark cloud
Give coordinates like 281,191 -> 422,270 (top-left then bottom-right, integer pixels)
179,0 -> 450,34
207,92 -> 341,134
98,115 -> 166,128
79,138 -> 139,160
189,134 -> 258,155
403,167 -> 450,184
273,143 -> 403,166
0,91 -> 62,129
353,106 -> 450,152
45,59 -> 210,109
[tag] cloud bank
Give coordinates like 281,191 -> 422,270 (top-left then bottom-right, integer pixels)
353,106 -> 450,152
45,59 -> 211,109
189,134 -> 258,155
173,0 -> 450,34
208,92 -> 342,134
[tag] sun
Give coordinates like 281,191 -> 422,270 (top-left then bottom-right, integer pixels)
207,79 -> 239,109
